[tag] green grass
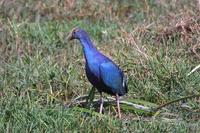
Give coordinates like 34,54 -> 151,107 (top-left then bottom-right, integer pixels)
0,0 -> 200,132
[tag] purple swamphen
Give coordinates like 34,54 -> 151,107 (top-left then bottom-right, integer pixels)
68,28 -> 128,118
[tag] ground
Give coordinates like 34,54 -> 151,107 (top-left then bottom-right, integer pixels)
0,0 -> 200,132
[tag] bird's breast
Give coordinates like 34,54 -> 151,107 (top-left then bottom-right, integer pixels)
85,60 -> 100,78
85,61 -> 104,89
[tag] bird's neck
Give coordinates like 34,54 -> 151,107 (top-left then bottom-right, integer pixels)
79,36 -> 97,50
79,36 -> 99,61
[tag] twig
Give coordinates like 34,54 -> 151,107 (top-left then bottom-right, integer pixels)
154,94 -> 200,112
69,95 -> 152,112
130,33 -> 149,60
187,64 -> 200,76
107,97 -> 151,111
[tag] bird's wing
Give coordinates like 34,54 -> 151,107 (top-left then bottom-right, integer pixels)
99,61 -> 123,92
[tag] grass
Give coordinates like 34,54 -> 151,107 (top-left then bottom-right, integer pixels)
0,0 -> 200,132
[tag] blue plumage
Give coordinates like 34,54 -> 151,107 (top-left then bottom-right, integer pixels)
99,62 -> 127,96
68,28 -> 128,118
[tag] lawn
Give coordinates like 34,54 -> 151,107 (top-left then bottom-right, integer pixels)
0,0 -> 200,132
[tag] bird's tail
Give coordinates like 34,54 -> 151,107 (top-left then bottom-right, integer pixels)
119,75 -> 128,96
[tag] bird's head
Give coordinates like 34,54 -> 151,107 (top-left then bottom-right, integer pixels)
67,27 -> 88,40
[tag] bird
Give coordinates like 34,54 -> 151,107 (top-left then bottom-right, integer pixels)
68,28 -> 128,118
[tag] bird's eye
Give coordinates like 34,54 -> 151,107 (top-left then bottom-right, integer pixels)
72,31 -> 76,36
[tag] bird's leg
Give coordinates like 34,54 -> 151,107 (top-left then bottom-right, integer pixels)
99,92 -> 104,114
116,94 -> 121,118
